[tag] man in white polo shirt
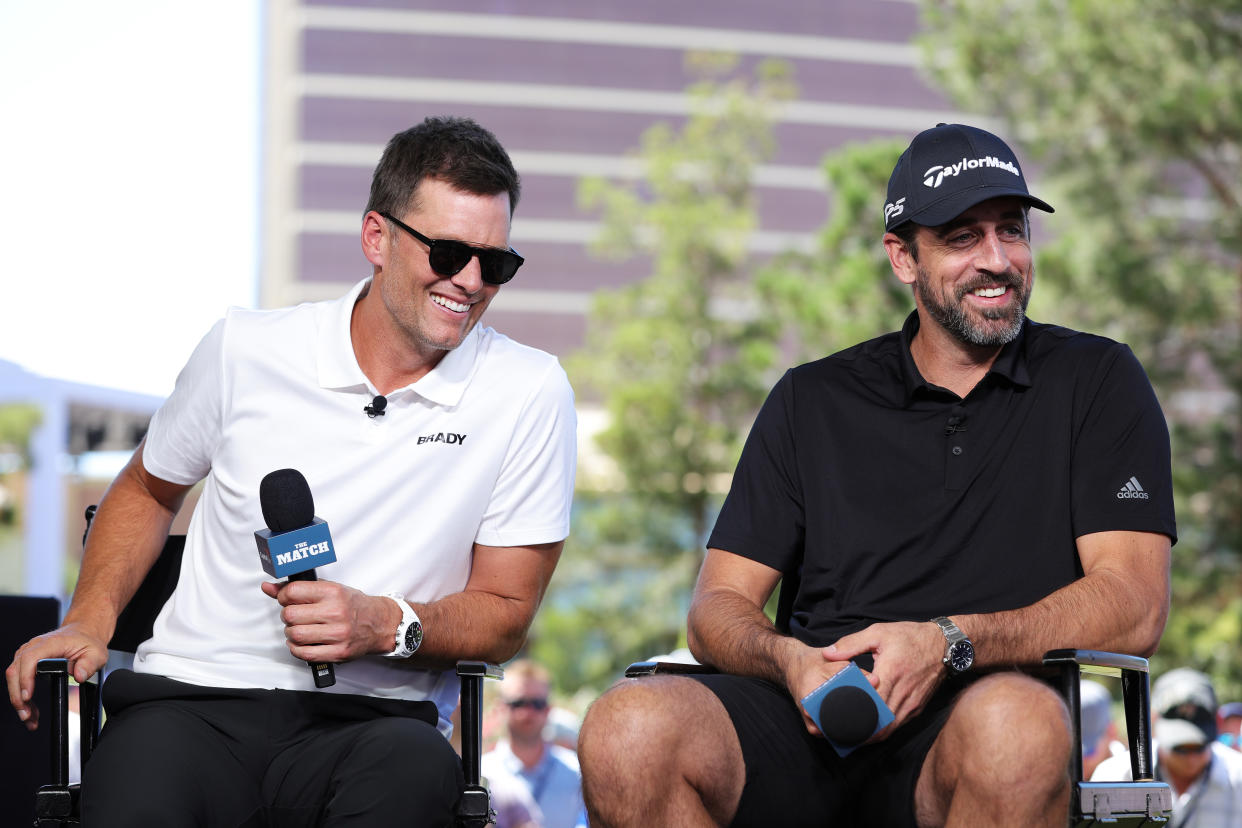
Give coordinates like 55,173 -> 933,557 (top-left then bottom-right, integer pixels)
7,116 -> 577,827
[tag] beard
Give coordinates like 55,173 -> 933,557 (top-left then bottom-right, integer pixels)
915,265 -> 1032,347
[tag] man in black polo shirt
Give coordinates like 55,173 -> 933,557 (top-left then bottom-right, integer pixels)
578,124 -> 1176,827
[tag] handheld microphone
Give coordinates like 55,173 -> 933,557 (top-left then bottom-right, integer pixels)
364,395 -> 387,418
800,662 -> 894,757
254,468 -> 338,688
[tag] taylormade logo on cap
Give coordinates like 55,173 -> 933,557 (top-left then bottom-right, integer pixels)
883,123 -> 1054,232
922,156 -> 1022,189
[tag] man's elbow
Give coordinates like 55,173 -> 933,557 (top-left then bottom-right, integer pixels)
483,612 -> 537,664
1133,601 -> 1169,658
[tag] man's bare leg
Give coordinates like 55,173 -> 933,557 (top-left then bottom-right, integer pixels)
579,676 -> 746,828
915,673 -> 1072,828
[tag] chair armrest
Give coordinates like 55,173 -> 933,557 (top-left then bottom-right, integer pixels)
624,660 -> 716,678
34,658 -> 99,823
34,659 -> 72,789
1042,649 -> 1154,783
455,661 -> 503,828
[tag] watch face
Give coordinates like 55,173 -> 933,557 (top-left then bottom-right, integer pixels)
404,621 -> 423,653
947,639 -> 975,673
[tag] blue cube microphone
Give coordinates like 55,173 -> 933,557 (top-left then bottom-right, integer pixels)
800,662 -> 895,757
255,468 -> 338,688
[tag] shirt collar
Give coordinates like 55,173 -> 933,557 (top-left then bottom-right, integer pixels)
899,310 -> 1032,403
316,277 -> 483,408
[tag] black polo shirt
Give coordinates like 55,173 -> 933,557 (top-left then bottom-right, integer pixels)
708,312 -> 1177,648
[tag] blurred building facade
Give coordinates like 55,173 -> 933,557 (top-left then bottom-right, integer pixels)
1,360 -> 164,596
7,2 -> 978,599
260,0 -> 966,357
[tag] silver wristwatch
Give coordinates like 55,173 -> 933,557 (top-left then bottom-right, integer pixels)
382,592 -> 423,659
932,616 -> 974,674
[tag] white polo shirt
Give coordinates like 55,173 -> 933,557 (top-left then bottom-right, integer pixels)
136,278 -> 576,729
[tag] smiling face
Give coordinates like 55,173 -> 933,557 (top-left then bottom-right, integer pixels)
887,197 -> 1034,349
362,177 -> 511,371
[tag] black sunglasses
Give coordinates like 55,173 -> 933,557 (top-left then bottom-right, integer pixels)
505,697 -> 549,711
1169,743 -> 1209,755
380,212 -> 524,286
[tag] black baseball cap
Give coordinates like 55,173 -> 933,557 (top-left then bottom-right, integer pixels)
883,123 -> 1054,232
1153,668 -> 1219,748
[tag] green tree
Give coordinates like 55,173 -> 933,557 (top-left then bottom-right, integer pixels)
0,403 -> 42,470
528,56 -> 795,691
919,0 -> 1242,696
757,140 -> 912,362
0,403 -> 41,526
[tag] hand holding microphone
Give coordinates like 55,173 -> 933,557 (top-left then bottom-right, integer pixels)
255,468 -> 338,688
800,662 -> 894,757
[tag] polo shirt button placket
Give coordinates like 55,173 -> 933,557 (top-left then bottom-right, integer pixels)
945,403 -> 969,490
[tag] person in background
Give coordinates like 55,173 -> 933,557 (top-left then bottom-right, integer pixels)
1080,678 -> 1123,781
1094,668 -> 1242,827
1217,701 -> 1242,752
483,660 -> 586,828
486,768 -> 543,828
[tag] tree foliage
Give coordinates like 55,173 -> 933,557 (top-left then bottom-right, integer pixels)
534,6 -> 1242,699
0,403 -> 42,470
757,140 -> 912,363
920,0 -> 1242,696
527,57 -> 795,690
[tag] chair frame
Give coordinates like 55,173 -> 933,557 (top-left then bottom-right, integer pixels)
624,566 -> 1172,827
34,507 -> 503,827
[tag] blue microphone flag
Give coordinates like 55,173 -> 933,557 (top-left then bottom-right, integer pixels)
255,518 -> 337,578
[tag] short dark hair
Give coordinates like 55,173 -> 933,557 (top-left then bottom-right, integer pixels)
365,116 -> 521,219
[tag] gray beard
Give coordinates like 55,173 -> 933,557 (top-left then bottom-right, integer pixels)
916,268 -> 1029,347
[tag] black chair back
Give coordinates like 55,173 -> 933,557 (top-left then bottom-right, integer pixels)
2,595 -> 61,827
109,535 -> 184,653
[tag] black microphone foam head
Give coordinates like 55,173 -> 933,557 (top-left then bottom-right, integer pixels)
371,395 -> 387,414
259,468 -> 315,533
819,684 -> 879,747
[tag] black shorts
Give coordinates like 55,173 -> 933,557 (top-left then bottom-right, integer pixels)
689,672 -> 964,828
83,670 -> 461,827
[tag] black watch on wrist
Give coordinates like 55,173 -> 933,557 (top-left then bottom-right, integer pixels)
932,616 -> 974,674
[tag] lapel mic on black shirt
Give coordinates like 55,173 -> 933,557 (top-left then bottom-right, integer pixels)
944,415 -> 967,435
364,395 -> 388,418
254,468 -> 338,688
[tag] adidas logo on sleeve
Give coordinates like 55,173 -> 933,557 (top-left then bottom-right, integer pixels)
1116,477 -> 1150,500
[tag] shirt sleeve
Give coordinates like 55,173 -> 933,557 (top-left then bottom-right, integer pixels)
707,370 -> 805,572
1071,343 -> 1177,543
142,317 -> 227,486
474,360 -> 577,548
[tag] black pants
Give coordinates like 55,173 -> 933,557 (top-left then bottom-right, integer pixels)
83,670 -> 463,827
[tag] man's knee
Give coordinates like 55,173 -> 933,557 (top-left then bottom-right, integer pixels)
580,677 -> 693,776
950,673 -> 1073,782
336,719 -> 463,815
918,674 -> 1073,825
580,675 -> 745,825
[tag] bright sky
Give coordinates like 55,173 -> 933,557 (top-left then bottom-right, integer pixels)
0,1 -> 260,397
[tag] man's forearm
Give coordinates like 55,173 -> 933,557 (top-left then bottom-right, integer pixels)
687,588 -> 801,687
399,589 -> 538,669
63,452 -> 185,640
956,536 -> 1170,667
